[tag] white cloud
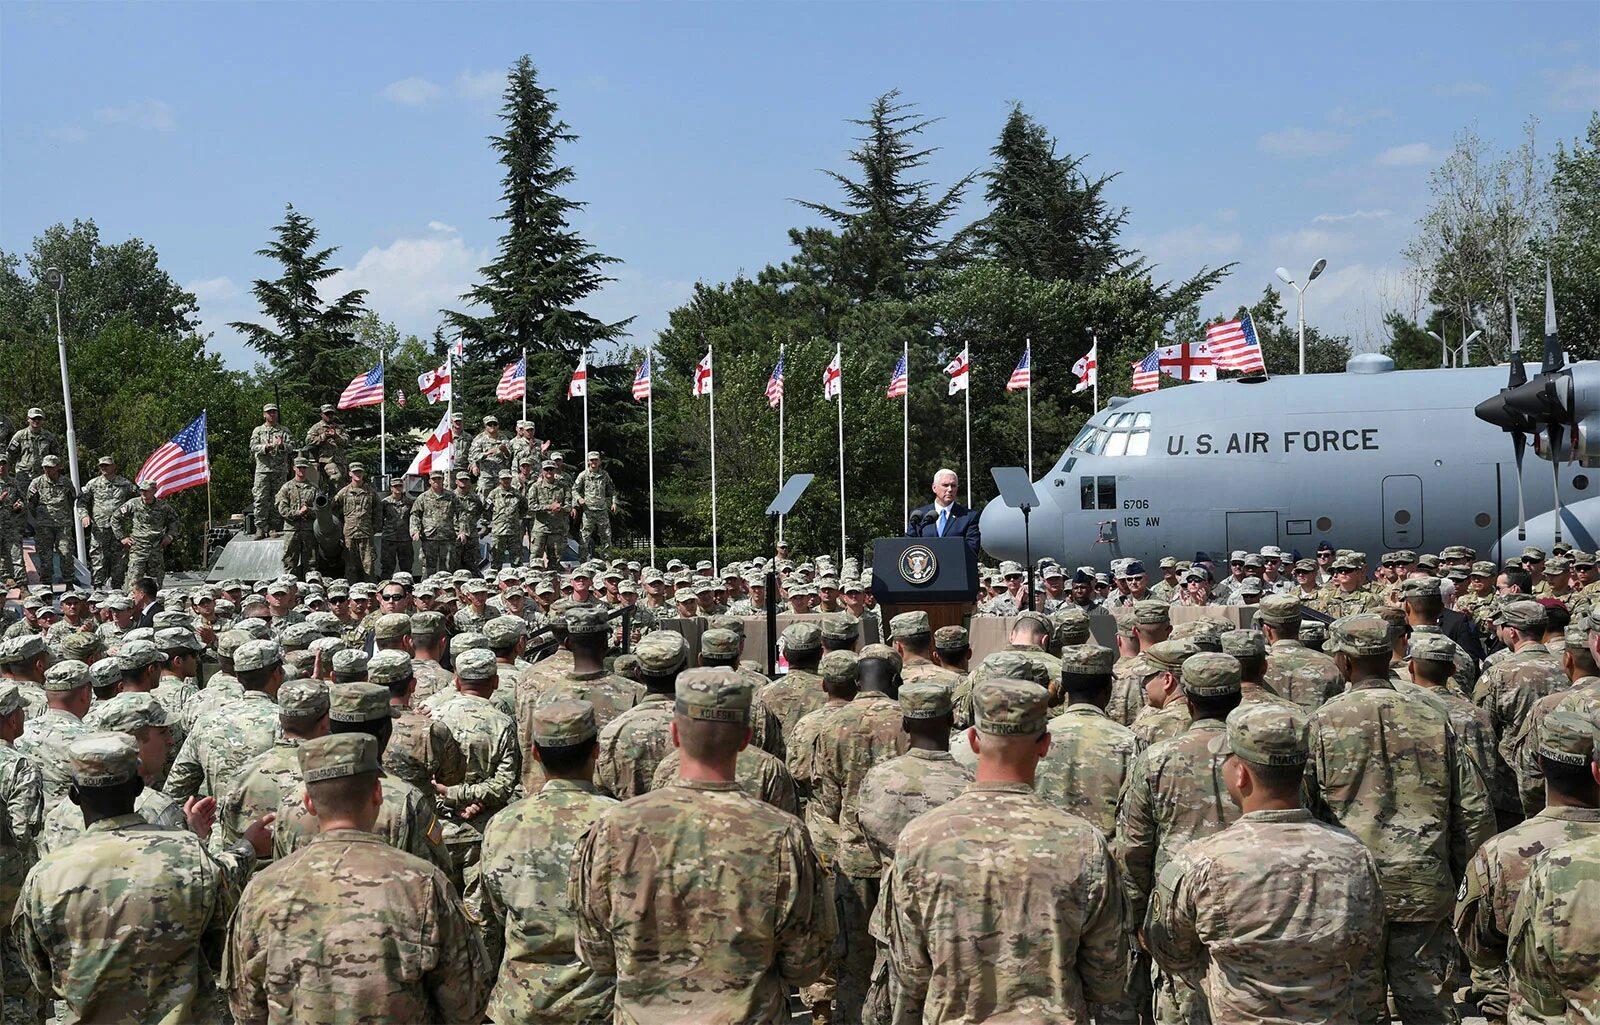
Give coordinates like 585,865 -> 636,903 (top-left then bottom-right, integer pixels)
46,126 -> 87,143
1266,228 -> 1349,260
321,234 -> 489,337
427,220 -> 458,234
1549,64 -> 1600,111
1434,81 -> 1490,97
189,276 -> 243,304
94,99 -> 175,132
380,77 -> 443,106
1328,105 -> 1392,128
455,70 -> 504,100
1312,209 -> 1392,223
1374,142 -> 1443,167
185,276 -> 260,366
1129,223 -> 1244,271
1257,127 -> 1349,158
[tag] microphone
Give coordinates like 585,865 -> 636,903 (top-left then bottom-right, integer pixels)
907,511 -> 928,534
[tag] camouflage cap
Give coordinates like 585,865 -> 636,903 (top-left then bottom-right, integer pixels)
1494,599 -> 1547,630
155,627 -> 204,654
1567,624 -> 1591,651
0,683 -> 20,718
563,606 -> 609,637
1574,550 -> 1597,568
234,639 -> 283,672
1236,576 -> 1264,596
1212,703 -> 1309,766
1409,632 -> 1458,664
1143,638 -> 1199,674
69,732 -> 141,787
89,691 -> 170,733
280,622 -> 320,651
278,677 -> 331,717
298,733 -> 385,783
409,611 -> 447,641
366,650 -> 414,687
1293,558 -> 1317,573
899,681 -> 953,719
327,682 -> 391,723
818,649 -> 860,685
89,658 -> 124,692
1327,614 -> 1392,657
1468,560 -> 1498,578
1400,576 -> 1443,600
483,616 -> 526,647
1132,600 -> 1170,627
933,625 -> 969,652
43,659 -> 90,692
1537,710 -> 1599,766
781,622 -> 823,654
1052,606 -> 1092,645
1522,546 -> 1547,561
1545,557 -> 1571,575
1059,644 -> 1116,677
858,642 -> 902,673
820,613 -> 858,645
974,680 -> 1049,736
981,650 -> 1050,687
1255,594 -> 1301,626
373,613 -> 413,642
455,647 -> 498,682
0,634 -> 46,668
1220,629 -> 1267,658
635,631 -> 689,676
700,628 -> 741,659
530,699 -> 598,746
674,667 -> 751,723
1182,652 -> 1243,697
58,631 -> 103,663
113,638 -> 160,672
331,648 -> 370,678
449,632 -> 489,658
708,615 -> 746,638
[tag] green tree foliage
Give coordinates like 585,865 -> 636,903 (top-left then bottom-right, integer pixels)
1536,112 -> 1600,359
229,204 -> 369,398
446,56 -> 628,363
1206,286 -> 1351,377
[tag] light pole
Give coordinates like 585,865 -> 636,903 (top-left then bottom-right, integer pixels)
1275,258 -> 1326,375
42,267 -> 88,578
1427,328 -> 1481,367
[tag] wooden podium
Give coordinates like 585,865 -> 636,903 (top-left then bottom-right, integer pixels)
870,536 -> 979,632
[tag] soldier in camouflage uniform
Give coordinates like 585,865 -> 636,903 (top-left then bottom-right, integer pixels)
1403,633 -> 1498,799
0,455 -> 23,587
47,691 -> 189,853
484,469 -> 529,571
525,460 -> 570,569
18,731 -> 267,1024
1476,599 -> 1567,827
24,456 -> 74,586
521,607 -> 643,793
508,420 -> 542,477
248,403 -> 292,537
213,678 -> 327,872
1307,551 -> 1383,618
113,478 -> 178,590
594,632 -> 686,800
950,613 -> 1060,729
226,732 -> 492,1024
0,682 -> 43,1025
4,409 -> 59,500
410,470 -> 465,577
1457,560 -> 1503,630
472,700 -> 617,1021
886,610 -> 962,695
454,471 -> 485,571
1106,600 -> 1170,725
372,645 -> 466,798
571,451 -> 617,562
78,455 -> 135,587
380,478 -> 413,578
1146,703 -> 1385,1023
762,622 -> 830,748
1306,613 -> 1497,1025
1035,644 -> 1142,837
1125,639 -> 1200,747
1456,710 -> 1600,1025
885,679 -> 1128,1021
468,415 -> 512,496
573,668 -> 834,1021
302,403 -> 348,489
16,658 -> 93,815
330,462 -> 380,582
165,638 -> 282,801
274,458 -> 318,578
1256,595 -> 1344,710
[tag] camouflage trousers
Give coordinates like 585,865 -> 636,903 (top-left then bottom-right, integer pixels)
0,524 -> 20,586
530,526 -> 566,568
1355,918 -> 1461,1025
2,921 -> 42,1025
31,522 -> 69,584
88,526 -> 125,588
252,470 -> 285,533
1153,956 -> 1208,1024
124,540 -> 166,590
489,534 -> 520,570
579,513 -> 611,562
342,536 -> 375,582
459,536 -> 483,572
282,529 -> 315,577
379,538 -> 411,578
800,869 -> 839,1018
830,873 -> 878,1022
1094,947 -> 1152,1024
420,539 -> 455,577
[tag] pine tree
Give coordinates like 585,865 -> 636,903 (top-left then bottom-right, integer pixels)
229,204 -> 368,396
447,56 -> 628,362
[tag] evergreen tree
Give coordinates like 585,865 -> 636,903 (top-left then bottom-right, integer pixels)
446,56 -> 628,362
1536,112 -> 1600,359
229,203 -> 369,397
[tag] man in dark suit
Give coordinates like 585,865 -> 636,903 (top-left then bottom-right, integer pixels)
906,468 -> 981,557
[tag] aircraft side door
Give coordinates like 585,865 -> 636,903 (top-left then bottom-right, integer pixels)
1382,474 -> 1423,549
1225,511 -> 1279,556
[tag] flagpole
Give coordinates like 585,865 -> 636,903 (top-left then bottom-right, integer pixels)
520,348 -> 527,424
964,345 -> 971,508
646,349 -> 656,568
1025,340 -> 1034,478
203,408 -> 212,571
378,353 -> 387,486
1092,332 -> 1100,412
836,342 -> 846,568
777,339 -> 785,544
445,341 -> 454,470
581,348 -> 590,460
901,338 -> 909,529
708,345 -> 719,576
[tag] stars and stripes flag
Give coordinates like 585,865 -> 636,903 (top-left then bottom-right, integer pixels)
338,365 -> 385,409
1006,343 -> 1031,391
1072,342 -> 1097,394
396,389 -> 406,408
1158,341 -> 1217,382
417,363 -> 451,404
1132,351 -> 1161,392
1205,313 -> 1266,372
405,410 -> 455,476
822,350 -> 842,400
692,350 -> 714,397
496,357 -> 526,401
136,412 -> 210,499
568,352 -> 588,398
765,354 -> 785,408
943,348 -> 970,394
632,355 -> 652,401
886,352 -> 908,398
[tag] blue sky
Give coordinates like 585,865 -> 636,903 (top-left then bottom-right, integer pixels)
3,2 -> 1595,369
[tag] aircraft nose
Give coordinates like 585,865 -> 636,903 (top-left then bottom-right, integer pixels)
978,501 -> 1029,563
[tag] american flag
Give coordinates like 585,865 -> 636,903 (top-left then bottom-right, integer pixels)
765,354 -> 785,408
822,349 -> 842,400
569,352 -> 588,398
396,388 -> 406,408
1132,351 -> 1161,392
1205,313 -> 1266,372
136,412 -> 209,499
943,348 -> 969,395
1006,343 -> 1031,391
338,365 -> 384,409
1072,342 -> 1097,394
886,352 -> 908,398
693,350 -> 714,397
496,357 -> 526,401
632,355 -> 652,401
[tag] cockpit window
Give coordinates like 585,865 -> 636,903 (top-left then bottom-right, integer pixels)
1070,413 -> 1151,458
1132,412 -> 1151,429
1103,431 -> 1129,457
1126,430 -> 1150,456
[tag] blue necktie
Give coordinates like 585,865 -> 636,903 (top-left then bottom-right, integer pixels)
939,508 -> 949,536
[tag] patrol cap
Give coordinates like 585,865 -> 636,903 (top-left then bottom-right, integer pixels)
1158,556 -> 1178,569
331,648 -> 369,678
781,622 -> 823,654
1522,546 -> 1547,561
40,455 -> 60,468
454,648 -> 498,682
1293,558 -> 1317,573
1143,639 -> 1199,674
1545,557 -> 1571,576
674,667 -> 751,723
450,633 -> 488,659
484,616 -> 526,647
298,733 -> 385,783
1236,576 -> 1264,596
1255,594 -> 1301,626
1401,576 -> 1443,600
327,681 -> 391,723
974,680 -> 1049,736
700,628 -> 741,660
364,650 -> 413,687
820,613 -> 858,645
1469,560 -> 1498,578
43,659 -> 90,692
933,625 -> 969,652
58,631 -> 103,664
1241,554 -> 1263,570
886,610 -> 933,642
1566,624 -> 1590,651
155,627 -> 204,655
1537,710 -> 1599,766
1220,629 -> 1266,658
1330,553 -> 1359,572
1409,632 -> 1458,664
1326,615 -> 1392,656
369,613 -> 410,642
278,677 -> 331,717
1574,551 -> 1597,568
1212,704 -> 1309,766
1043,563 -> 1066,579
90,691 -> 170,733
69,732 -> 141,787
26,407 -> 44,419
635,631 -> 689,676
293,456 -> 311,468
408,611 -> 447,642
1059,644 -> 1116,677
96,455 -> 114,466
115,638 -> 161,671
530,699 -> 598,747
1182,652 -> 1243,697
1053,606 -> 1092,645
0,683 -> 21,718
885,679 -> 948,720
981,650 -> 1049,687
858,642 -> 902,673
1132,600 -> 1170,627
1494,599 -> 1547,630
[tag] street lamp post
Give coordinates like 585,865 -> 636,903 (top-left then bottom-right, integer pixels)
1275,258 -> 1327,375
42,267 -> 88,578
1427,328 -> 1482,368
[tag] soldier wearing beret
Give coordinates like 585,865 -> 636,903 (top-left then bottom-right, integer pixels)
227,733 -> 491,1024
1145,704 -> 1384,1024
1304,613 -> 1495,1024
19,731 -> 271,1023
593,632 -> 688,800
885,680 -> 1128,1020
165,639 -> 283,803
573,668 -> 834,1021
16,657 -> 94,815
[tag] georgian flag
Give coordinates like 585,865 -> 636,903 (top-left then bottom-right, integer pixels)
822,349 -> 842,400
417,363 -> 451,404
1072,342 -> 1097,394
568,352 -> 588,398
405,410 -> 455,476
943,348 -> 969,395
692,350 -> 714,397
